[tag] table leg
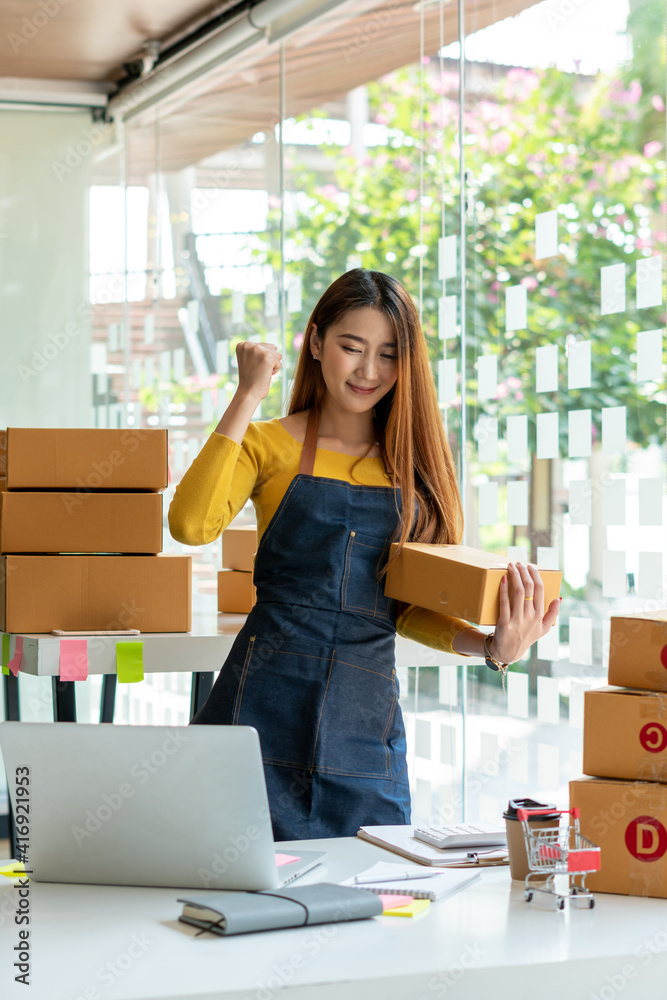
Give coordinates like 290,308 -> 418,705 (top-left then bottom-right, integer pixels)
190,671 -> 213,720
3,672 -> 20,721
52,678 -> 76,722
99,674 -> 116,723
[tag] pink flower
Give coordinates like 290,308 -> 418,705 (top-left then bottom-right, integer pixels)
375,114 -> 389,126
628,79 -> 642,104
491,132 -> 511,155
644,140 -> 663,158
292,332 -> 304,350
652,95 -> 666,112
656,231 -> 667,243
547,287 -> 558,298
406,189 -> 418,202
506,376 -> 521,389
521,276 -> 538,291
514,391 -> 524,401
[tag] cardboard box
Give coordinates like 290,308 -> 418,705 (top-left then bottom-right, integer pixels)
608,612 -> 667,692
218,569 -> 256,614
583,686 -> 667,782
0,555 -> 191,633
0,492 -> 163,554
222,525 -> 257,572
570,777 -> 667,897
0,428 -> 167,490
383,543 -> 562,626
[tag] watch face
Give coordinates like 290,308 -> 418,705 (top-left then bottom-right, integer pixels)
485,658 -> 500,671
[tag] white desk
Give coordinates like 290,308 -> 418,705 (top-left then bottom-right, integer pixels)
1,836 -> 666,1000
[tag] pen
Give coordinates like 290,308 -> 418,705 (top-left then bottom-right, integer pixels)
353,870 -> 444,884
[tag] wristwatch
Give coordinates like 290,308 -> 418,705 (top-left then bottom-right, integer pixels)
483,632 -> 508,673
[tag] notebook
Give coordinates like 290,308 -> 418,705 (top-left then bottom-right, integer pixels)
341,862 -> 480,901
357,825 -> 509,867
0,722 -> 325,890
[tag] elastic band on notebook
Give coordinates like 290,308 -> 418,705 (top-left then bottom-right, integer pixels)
257,891 -> 310,925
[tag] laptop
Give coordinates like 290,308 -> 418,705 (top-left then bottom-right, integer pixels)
0,722 -> 325,890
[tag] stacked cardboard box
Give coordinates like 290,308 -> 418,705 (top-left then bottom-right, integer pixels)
0,428 -> 191,633
218,524 -> 257,614
570,612 -> 667,897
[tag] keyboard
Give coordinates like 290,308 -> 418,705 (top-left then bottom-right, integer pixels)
413,821 -> 507,850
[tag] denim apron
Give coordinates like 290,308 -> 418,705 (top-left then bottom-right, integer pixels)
192,408 -> 411,840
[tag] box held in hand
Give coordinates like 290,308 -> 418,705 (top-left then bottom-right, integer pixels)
570,777 -> 667,898
0,428 -> 167,490
584,686 -> 667,783
0,492 -> 163,554
608,612 -> 667,692
218,570 -> 256,614
0,554 -> 191,633
384,543 -> 561,626
222,525 -> 257,572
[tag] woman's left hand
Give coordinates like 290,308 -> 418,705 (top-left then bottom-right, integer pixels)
488,562 -> 561,665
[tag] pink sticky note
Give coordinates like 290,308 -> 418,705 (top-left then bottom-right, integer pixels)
379,893 -> 414,911
7,637 -> 23,677
59,639 -> 88,681
275,853 -> 301,867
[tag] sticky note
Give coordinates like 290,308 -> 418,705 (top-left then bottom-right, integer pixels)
59,639 -> 88,682
537,620 -> 560,660
8,636 -> 23,677
602,550 -> 626,598
505,284 -> 527,332
232,290 -> 246,324
415,719 -> 431,759
201,389 -> 214,423
601,406 -> 626,455
638,552 -> 663,600
638,479 -> 663,526
636,257 -> 663,309
567,339 -> 591,390
144,356 -> 155,385
438,295 -> 457,339
438,666 -> 458,707
216,340 -> 229,375
143,314 -> 155,344
507,480 -> 528,526
131,359 -> 142,389
537,744 -> 559,790
159,350 -> 171,383
507,546 -> 528,564
275,854 -> 300,867
477,354 -> 497,400
0,862 -> 27,880
507,738 -> 528,783
380,893 -> 414,911
603,479 -> 626,526
2,633 -> 9,676
569,681 -> 591,729
537,547 -> 559,570
537,676 -> 560,725
568,480 -> 591,527
506,415 -> 528,463
90,343 -> 106,375
507,672 -> 529,719
438,235 -> 457,280
438,358 -> 457,405
536,412 -> 559,460
265,281 -> 280,318
568,410 -> 592,458
478,482 -> 498,526
601,263 -> 626,314
476,417 -> 498,463
569,617 -> 592,665
383,899 -> 430,918
536,344 -> 558,393
287,276 -> 302,314
173,348 -> 186,382
440,723 -> 456,766
535,209 -> 559,259
116,642 -> 144,683
637,329 -> 663,382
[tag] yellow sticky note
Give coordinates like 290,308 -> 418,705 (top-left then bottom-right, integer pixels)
383,899 -> 431,918
116,642 -> 144,683
2,633 -> 9,675
0,861 -> 27,880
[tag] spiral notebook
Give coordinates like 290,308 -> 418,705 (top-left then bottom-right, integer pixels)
341,862 -> 480,902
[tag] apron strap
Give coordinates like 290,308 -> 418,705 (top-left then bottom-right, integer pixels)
298,407 -> 319,477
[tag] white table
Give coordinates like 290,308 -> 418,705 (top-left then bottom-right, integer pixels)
1,835 -> 666,1000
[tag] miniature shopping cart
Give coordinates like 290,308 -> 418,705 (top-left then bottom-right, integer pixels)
517,807 -> 601,910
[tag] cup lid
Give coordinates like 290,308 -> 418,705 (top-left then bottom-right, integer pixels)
503,797 -> 559,821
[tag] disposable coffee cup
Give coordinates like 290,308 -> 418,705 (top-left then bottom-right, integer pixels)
503,798 -> 560,882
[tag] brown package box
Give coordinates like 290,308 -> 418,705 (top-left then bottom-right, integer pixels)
0,428 -> 167,490
608,612 -> 667,692
0,492 -> 163,554
0,555 -> 191,633
218,569 -> 256,614
384,543 -> 562,626
570,777 -> 667,898
222,525 -> 258,572
583,687 -> 667,782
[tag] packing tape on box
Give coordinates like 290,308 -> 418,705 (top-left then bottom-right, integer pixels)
116,641 -> 144,683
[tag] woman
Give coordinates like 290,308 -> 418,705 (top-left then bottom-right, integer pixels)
169,269 -> 560,840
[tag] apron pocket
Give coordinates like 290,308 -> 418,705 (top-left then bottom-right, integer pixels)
312,652 -> 398,779
233,635 -> 333,770
340,530 -> 395,622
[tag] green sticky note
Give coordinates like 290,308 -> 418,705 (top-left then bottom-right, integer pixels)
0,861 -> 26,880
2,634 -> 9,675
116,642 -> 144,683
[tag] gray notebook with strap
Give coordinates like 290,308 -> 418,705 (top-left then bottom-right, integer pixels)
177,883 -> 383,936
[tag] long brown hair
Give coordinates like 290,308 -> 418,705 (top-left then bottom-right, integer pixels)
288,269 -> 463,570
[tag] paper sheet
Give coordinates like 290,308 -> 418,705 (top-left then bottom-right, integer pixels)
478,482 -> 498,525
637,329 -> 663,382
438,358 -> 457,406
638,479 -> 663,526
265,281 -> 280,318
59,639 -> 88,682
536,344 -> 558,393
536,547 -> 559,570
568,681 -> 591,729
535,209 -> 559,259
507,480 -> 528,526
636,257 -> 663,309
602,550 -> 626,598
537,621 -> 560,660
505,284 -> 527,332
602,479 -> 626,526
476,417 -> 498,463
476,354 -> 497,400
506,415 -> 528,463
438,296 -> 457,339
537,676 -> 560,725
569,480 -> 592,526
507,671 -> 529,719
601,406 -> 626,455
568,410 -> 592,458
567,339 -> 591,390
569,617 -> 592,665
507,545 -> 528,564
438,235 -> 457,280
601,263 -> 626,314
143,314 -> 155,344
638,552 -> 663,601
536,412 -> 559,460
287,276 -> 302,314
116,642 -> 144,683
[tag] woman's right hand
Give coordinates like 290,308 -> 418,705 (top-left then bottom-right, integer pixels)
235,341 -> 282,401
